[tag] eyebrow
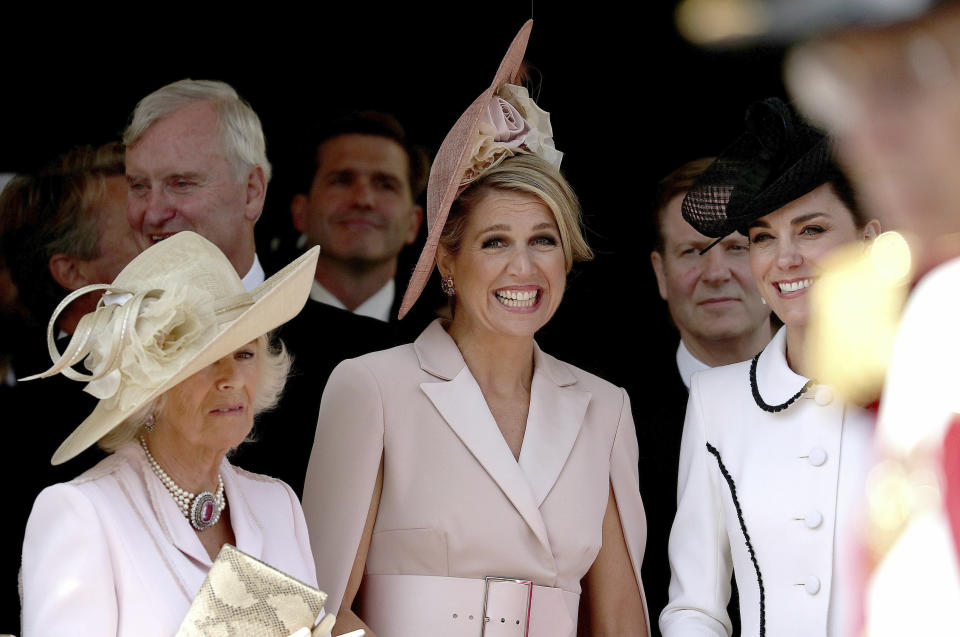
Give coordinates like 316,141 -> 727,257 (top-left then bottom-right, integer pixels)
790,212 -> 827,225
748,212 -> 828,229
478,224 -> 510,234
477,221 -> 557,234
125,171 -> 203,182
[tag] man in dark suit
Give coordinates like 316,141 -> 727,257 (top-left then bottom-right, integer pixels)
291,111 -> 428,324
1,143 -> 140,630
642,158 -> 774,635
234,112 -> 437,495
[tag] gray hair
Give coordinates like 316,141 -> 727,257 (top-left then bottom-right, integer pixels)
123,79 -> 272,183
98,334 -> 291,452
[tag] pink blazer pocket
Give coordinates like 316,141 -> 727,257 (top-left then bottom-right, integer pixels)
367,527 -> 449,576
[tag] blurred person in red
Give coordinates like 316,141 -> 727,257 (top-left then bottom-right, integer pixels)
785,4 -> 960,634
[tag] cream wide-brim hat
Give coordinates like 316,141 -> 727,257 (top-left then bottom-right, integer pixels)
397,20 -> 533,319
24,232 -> 319,465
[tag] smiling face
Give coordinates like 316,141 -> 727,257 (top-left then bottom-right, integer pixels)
437,190 -> 566,340
125,102 -> 264,275
748,183 -> 878,329
155,341 -> 261,455
651,193 -> 770,348
291,134 -> 422,270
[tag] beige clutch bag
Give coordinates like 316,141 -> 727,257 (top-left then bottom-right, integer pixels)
176,544 -> 328,637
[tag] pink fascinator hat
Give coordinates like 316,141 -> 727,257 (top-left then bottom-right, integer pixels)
397,19 -> 563,319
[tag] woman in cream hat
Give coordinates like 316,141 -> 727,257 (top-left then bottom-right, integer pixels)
19,232 -> 331,637
302,21 -> 649,637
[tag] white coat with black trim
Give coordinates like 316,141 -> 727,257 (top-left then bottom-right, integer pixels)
660,327 -> 873,637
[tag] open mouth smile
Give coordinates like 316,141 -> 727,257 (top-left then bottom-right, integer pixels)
494,287 -> 542,311
775,278 -> 812,296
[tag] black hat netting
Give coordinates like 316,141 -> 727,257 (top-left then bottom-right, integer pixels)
682,98 -> 843,240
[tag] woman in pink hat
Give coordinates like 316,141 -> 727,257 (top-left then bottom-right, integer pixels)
301,21 -> 649,637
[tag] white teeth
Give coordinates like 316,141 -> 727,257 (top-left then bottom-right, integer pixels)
495,289 -> 538,308
777,279 -> 812,293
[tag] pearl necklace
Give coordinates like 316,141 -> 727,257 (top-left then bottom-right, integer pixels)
139,436 -> 226,531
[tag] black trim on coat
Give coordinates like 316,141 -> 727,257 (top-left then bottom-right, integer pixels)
706,441 -> 766,637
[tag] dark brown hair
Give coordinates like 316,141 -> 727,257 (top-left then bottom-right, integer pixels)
653,157 -> 716,252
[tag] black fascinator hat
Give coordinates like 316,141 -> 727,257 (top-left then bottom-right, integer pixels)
682,97 -> 844,247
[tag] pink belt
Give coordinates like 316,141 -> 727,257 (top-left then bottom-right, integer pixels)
358,573 -> 579,637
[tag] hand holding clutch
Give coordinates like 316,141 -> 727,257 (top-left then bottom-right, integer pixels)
176,544 -> 329,637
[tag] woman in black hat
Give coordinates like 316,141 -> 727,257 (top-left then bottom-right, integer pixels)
660,98 -> 879,637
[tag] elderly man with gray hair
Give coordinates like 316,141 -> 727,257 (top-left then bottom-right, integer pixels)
123,79 -> 270,291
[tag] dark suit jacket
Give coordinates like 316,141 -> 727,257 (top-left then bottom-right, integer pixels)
636,354 -> 689,637
231,279 -> 440,497
635,346 -> 740,637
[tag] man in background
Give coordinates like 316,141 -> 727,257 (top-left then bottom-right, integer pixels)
0,142 -> 140,630
123,79 -> 270,291
291,111 -> 427,322
642,157 -> 773,634
235,112 -> 434,494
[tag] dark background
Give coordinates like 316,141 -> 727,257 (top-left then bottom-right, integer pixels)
0,8 -> 787,371
0,4 -> 786,386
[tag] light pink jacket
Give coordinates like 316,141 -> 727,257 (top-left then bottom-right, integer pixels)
302,320 -> 649,636
21,442 -> 319,637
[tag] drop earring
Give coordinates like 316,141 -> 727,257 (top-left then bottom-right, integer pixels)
144,412 -> 156,433
440,274 -> 456,296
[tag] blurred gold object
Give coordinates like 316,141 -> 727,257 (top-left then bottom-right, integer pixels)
864,457 -> 941,562
807,232 -> 913,405
675,0 -> 768,45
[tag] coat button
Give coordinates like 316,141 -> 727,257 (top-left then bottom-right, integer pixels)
814,386 -> 833,406
808,448 -> 827,466
804,510 -> 823,529
804,576 -> 821,595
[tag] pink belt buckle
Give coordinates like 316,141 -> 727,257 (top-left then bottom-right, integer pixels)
482,576 -> 533,636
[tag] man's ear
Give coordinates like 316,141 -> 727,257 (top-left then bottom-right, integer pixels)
405,204 -> 424,245
291,194 -> 308,234
651,250 -> 669,301
244,165 -> 267,223
49,254 -> 89,292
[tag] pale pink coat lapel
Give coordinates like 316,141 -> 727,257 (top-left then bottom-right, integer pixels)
519,347 -> 590,507
414,322 -> 591,553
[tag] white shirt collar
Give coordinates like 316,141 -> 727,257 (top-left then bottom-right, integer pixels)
676,340 -> 711,389
753,325 -> 811,404
240,254 -> 265,292
309,279 -> 394,323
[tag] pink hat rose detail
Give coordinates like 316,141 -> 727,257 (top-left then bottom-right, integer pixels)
460,84 -> 563,187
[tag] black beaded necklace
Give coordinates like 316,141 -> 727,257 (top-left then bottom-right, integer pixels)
749,352 -> 813,413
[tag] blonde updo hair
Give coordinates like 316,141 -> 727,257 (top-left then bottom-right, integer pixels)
98,334 -> 291,452
438,154 -> 593,268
